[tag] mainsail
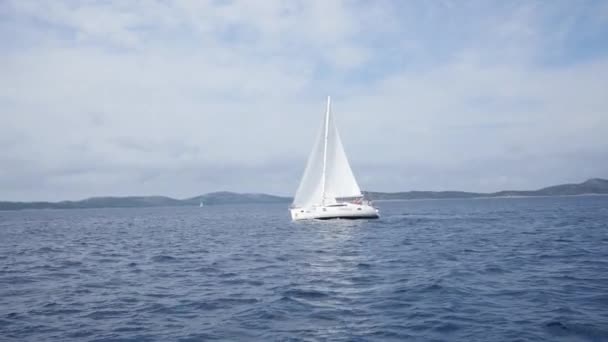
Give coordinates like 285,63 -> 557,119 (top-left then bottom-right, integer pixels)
292,97 -> 362,208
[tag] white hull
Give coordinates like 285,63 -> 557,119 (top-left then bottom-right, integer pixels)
290,202 -> 379,221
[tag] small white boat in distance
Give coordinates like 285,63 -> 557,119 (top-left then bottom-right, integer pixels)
290,96 -> 379,221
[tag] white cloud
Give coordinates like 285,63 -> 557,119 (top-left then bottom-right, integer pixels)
1,0 -> 607,200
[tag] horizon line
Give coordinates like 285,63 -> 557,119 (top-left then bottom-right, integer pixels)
1,177 -> 605,203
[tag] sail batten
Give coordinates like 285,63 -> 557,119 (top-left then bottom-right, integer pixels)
292,97 -> 362,208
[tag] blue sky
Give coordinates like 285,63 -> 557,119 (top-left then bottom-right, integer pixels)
1,0 -> 607,201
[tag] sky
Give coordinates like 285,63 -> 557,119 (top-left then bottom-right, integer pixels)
1,0 -> 608,201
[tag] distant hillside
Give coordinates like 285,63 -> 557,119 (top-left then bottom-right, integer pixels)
0,192 -> 291,210
0,196 -> 185,211
490,178 -> 608,197
1,179 -> 606,210
365,178 -> 608,201
364,190 -> 481,201
184,192 -> 291,206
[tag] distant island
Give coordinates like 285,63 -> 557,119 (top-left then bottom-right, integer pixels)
364,178 -> 608,201
1,178 -> 607,211
0,191 -> 291,211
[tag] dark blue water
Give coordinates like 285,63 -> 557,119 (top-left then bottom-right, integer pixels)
1,196 -> 608,341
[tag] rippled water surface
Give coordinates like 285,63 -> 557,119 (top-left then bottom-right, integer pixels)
1,196 -> 608,341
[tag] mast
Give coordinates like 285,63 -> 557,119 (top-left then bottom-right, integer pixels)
321,95 -> 330,205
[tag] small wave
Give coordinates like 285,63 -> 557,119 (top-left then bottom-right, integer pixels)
483,265 -> 505,274
282,289 -> 329,299
365,329 -> 412,339
434,322 -> 461,333
119,297 -> 138,304
220,279 -> 264,286
84,310 -> 130,320
60,260 -> 83,267
238,308 -> 288,321
349,275 -> 378,285
64,330 -> 96,339
545,320 -> 608,339
428,284 -> 442,291
113,326 -> 145,333
369,300 -> 413,311
33,308 -> 82,316
218,272 -> 238,278
216,298 -> 258,305
78,268 -> 96,274
0,276 -> 38,285
151,255 -> 178,263
0,318 -> 11,328
144,293 -> 172,298
545,321 -> 570,337
36,246 -> 61,253
184,298 -> 259,312
97,258 -> 120,263
194,265 -> 218,273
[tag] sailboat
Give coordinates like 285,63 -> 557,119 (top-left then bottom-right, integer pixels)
290,96 -> 379,220
199,200 -> 204,207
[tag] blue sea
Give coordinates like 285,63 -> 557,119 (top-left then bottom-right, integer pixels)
1,196 -> 607,341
